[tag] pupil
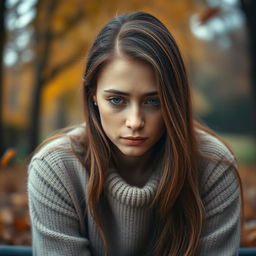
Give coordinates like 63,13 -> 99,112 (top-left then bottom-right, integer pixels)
114,98 -> 121,104
150,99 -> 159,105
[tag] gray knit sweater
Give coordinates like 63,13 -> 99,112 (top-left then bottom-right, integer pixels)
27,128 -> 241,256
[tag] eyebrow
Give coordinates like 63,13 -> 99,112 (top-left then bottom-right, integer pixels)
103,89 -> 158,96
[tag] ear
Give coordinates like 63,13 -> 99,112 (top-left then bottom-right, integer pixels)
93,95 -> 97,103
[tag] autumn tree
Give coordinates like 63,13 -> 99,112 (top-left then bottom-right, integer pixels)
29,0 -> 86,152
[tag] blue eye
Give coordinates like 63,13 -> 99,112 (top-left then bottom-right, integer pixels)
145,98 -> 160,107
108,97 -> 124,105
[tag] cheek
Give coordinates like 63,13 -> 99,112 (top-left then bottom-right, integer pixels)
98,104 -> 122,130
98,105 -> 111,125
150,114 -> 165,137
151,113 -> 164,128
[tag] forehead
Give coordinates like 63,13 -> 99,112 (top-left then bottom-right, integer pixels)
96,57 -> 157,93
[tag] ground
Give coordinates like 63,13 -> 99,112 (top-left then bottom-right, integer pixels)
0,165 -> 31,245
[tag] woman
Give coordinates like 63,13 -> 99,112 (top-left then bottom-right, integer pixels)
27,11 -> 242,256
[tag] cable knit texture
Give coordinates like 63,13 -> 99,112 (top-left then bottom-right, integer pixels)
27,127 -> 241,256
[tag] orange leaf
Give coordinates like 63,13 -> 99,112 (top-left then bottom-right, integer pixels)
13,217 -> 29,231
199,7 -> 220,24
0,149 -> 16,167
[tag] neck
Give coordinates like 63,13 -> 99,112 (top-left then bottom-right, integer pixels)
110,145 -> 162,187
112,148 -> 155,171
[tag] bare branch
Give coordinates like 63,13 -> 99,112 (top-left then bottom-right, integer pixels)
43,45 -> 86,85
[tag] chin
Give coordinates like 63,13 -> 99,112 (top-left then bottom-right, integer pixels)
119,147 -> 149,157
123,152 -> 145,157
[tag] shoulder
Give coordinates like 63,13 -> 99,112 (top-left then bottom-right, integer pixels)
196,129 -> 235,162
195,129 -> 240,217
31,126 -> 85,160
28,126 -> 87,196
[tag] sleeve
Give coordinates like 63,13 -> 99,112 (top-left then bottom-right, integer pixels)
27,156 -> 91,256
197,158 -> 241,256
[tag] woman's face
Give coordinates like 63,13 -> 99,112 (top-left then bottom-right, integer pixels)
94,57 -> 165,157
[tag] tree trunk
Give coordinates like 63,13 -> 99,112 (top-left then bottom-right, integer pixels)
0,0 -> 6,156
29,0 -> 58,153
240,0 -> 256,134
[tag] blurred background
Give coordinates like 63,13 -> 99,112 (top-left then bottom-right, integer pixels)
0,0 -> 255,247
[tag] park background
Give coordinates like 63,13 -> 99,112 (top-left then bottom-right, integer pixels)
0,0 -> 255,247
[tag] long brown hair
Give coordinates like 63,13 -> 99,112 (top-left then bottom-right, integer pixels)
80,11 -> 242,256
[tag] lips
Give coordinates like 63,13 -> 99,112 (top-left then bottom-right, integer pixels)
120,136 -> 148,146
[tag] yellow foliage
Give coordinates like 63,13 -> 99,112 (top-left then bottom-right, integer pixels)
42,60 -> 84,113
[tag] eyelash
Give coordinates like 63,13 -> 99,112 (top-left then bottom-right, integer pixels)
107,96 -> 160,107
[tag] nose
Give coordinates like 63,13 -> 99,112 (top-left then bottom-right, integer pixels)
125,106 -> 145,131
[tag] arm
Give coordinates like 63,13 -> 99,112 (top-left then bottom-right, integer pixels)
198,161 -> 241,256
28,156 -> 91,256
